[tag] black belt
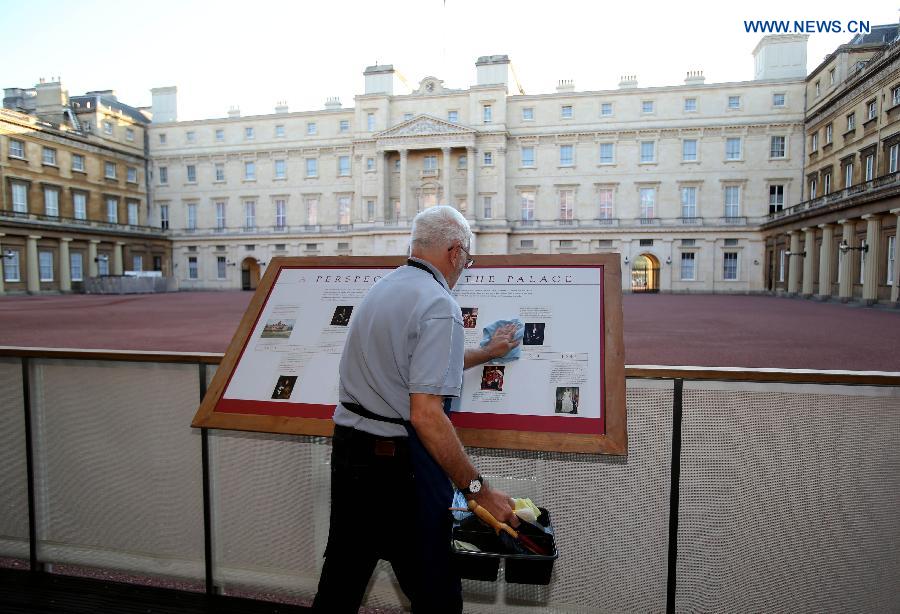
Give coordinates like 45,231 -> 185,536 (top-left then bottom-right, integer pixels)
342,402 -> 406,425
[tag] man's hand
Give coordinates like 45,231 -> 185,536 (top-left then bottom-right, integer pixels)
464,323 -> 520,369
472,485 -> 520,528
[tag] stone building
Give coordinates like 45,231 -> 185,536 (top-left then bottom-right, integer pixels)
0,80 -> 170,294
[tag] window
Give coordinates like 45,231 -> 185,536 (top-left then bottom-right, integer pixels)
888,236 -> 896,285
684,98 -> 697,112
403,113 -> 413,121
366,157 -> 375,172
769,185 -> 784,213
599,143 -> 614,164
103,121 -> 113,135
275,199 -> 286,228
682,139 -> 697,162
561,105 -> 573,119
890,143 -> 899,173
215,163 -> 225,182
186,203 -> 197,230
366,200 -> 375,222
128,202 -> 139,225
865,154 -> 874,181
306,158 -> 318,177
159,133 -> 167,144
82,121 -> 91,132
522,107 -> 534,121
42,147 -> 57,166
681,253 -> 696,280
725,137 -> 742,160
559,144 -> 574,166
244,201 -> 256,228
132,255 -> 143,272
724,238 -> 739,247
681,239 -> 696,247
367,112 -> 375,131
829,68 -> 836,85
39,251 -> 53,281
98,253 -> 109,276
681,187 -> 697,218
519,191 -> 534,221
12,182 -> 27,213
105,161 -> 116,179
274,159 -> 286,179
598,189 -> 613,219
73,192 -> 87,220
307,122 -> 317,135
160,204 -> 169,230
72,154 -> 86,172
600,102 -> 613,116
44,188 -> 59,217
521,146 -> 535,167
215,201 -> 226,229
188,257 -> 198,280
824,172 -> 831,195
106,197 -> 118,223
338,155 -> 351,176
724,186 -> 740,217
217,256 -> 227,279
773,93 -> 785,107
483,151 -> 493,166
275,125 -> 285,137
159,166 -> 168,184
810,133 -> 818,151
274,244 -> 286,252
846,113 -> 855,131
458,155 -> 467,169
893,86 -> 900,107
186,130 -> 195,143
639,188 -> 655,219
520,239 -> 534,249
448,110 -> 459,123
867,100 -> 877,120
215,128 -> 224,141
423,155 -> 437,171
186,164 -> 196,183
860,242 -> 866,284
640,141 -> 655,163
394,159 -> 401,171
727,95 -> 741,109
3,250 -> 20,282
305,197 -> 318,225
844,162 -> 853,188
70,252 -> 83,282
825,124 -> 833,144
641,100 -> 654,114
9,138 -> 24,158
245,127 -> 255,139
338,196 -> 351,225
482,105 -> 492,123
770,136 -> 786,158
723,252 -> 738,280
809,178 -> 817,199
339,119 -> 349,133
483,195 -> 493,219
244,161 -> 256,180
559,189 -> 574,220
779,249 -> 785,282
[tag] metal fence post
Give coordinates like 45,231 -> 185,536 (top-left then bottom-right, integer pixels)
666,378 -> 684,614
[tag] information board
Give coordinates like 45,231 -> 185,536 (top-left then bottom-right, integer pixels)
192,255 -> 626,454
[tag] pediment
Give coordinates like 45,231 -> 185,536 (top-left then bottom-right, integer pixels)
375,114 -> 475,139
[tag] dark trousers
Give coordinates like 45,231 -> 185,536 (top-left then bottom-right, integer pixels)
312,425 -> 462,613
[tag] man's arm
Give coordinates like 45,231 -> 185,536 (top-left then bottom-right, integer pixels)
463,323 -> 520,370
409,392 -> 518,526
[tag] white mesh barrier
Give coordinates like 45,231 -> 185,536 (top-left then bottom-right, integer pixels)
29,359 -> 206,581
0,357 -> 29,561
676,381 -> 900,614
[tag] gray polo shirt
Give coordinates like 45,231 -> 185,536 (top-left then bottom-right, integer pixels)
332,257 -> 465,437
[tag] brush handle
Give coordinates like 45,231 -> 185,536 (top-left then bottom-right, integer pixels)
467,498 -> 518,538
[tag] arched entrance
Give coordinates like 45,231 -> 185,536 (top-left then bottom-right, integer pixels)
241,257 -> 261,291
631,254 -> 660,293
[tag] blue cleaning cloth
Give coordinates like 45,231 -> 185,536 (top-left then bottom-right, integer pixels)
451,489 -> 471,521
479,319 -> 523,363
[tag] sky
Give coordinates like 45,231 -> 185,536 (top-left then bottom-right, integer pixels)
1,1 -> 897,121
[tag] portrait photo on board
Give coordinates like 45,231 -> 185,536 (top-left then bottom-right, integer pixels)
461,307 -> 478,329
330,306 -> 353,326
480,365 -> 505,391
555,386 -> 580,414
272,375 -> 298,400
261,318 -> 295,339
523,322 -> 546,346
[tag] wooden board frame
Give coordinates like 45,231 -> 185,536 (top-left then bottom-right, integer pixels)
191,254 -> 627,455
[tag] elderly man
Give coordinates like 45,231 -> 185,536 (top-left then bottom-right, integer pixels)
313,206 -> 519,613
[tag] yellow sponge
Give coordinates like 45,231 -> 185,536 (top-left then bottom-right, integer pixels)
512,498 -> 541,524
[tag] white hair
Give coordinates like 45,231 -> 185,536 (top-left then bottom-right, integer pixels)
410,205 -> 471,251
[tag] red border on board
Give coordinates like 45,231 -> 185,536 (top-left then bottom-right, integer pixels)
215,263 -> 606,436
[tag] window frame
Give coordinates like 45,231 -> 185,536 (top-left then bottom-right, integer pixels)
723,252 -> 739,280
39,251 -> 54,282
9,138 -> 25,159
680,252 -> 696,281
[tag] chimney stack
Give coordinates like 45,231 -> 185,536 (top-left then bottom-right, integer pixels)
275,100 -> 289,114
618,75 -> 638,89
150,86 -> 178,122
227,105 -> 240,118
35,78 -> 67,124
556,79 -> 575,93
684,70 -> 705,85
325,96 -> 342,110
475,55 -> 511,92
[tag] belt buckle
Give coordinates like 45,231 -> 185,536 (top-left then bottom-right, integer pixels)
374,440 -> 396,457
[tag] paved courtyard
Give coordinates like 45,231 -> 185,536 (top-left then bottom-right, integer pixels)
0,291 -> 897,371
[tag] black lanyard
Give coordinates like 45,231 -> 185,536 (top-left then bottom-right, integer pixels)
406,258 -> 445,291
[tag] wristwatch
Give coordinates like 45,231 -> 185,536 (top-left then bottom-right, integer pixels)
461,475 -> 483,497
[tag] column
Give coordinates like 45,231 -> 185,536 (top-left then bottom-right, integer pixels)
862,214 -> 882,305
88,240 -> 100,277
442,146 -> 452,206
112,241 -> 125,276
787,231 -> 801,295
399,148 -> 408,223
59,237 -> 72,293
838,219 -> 854,302
466,146 -> 476,221
353,154 -> 363,224
495,148 -> 507,221
26,235 -> 40,294
891,208 -> 900,304
380,151 -> 390,223
801,227 -> 815,297
817,224 -> 834,300
0,233 -> 5,295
